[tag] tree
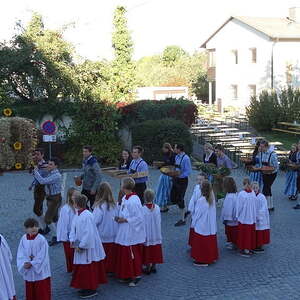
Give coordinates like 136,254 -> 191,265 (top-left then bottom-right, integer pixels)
111,6 -> 136,103
162,45 -> 187,66
191,73 -> 209,101
0,13 -> 79,103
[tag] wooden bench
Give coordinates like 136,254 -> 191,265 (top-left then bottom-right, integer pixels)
272,128 -> 300,135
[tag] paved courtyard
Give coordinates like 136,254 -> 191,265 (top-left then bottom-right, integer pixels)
1,167 -> 300,300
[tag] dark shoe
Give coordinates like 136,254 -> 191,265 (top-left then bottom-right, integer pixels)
193,261 -> 208,267
184,211 -> 191,219
160,208 -> 169,213
77,290 -> 86,295
253,248 -> 265,253
150,266 -> 157,273
143,266 -> 151,275
48,236 -> 59,246
174,220 -> 186,227
79,290 -> 98,299
294,204 -> 300,209
268,208 -> 274,212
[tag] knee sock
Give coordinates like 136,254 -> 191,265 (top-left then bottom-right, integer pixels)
38,215 -> 46,230
49,223 -> 57,237
180,208 -> 186,221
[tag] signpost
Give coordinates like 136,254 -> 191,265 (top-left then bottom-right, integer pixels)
41,120 -> 57,159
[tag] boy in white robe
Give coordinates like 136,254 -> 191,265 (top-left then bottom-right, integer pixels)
70,194 -> 107,299
142,189 -> 163,274
17,218 -> 51,300
0,234 -> 16,300
114,177 -> 146,287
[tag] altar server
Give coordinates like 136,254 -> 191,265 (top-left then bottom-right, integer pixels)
56,188 -> 78,273
114,177 -> 146,287
252,182 -> 270,252
221,177 -> 238,248
142,189 -> 163,274
0,234 -> 16,300
191,180 -> 218,267
236,178 -> 257,257
93,182 -> 118,273
70,194 -> 107,299
187,173 -> 206,247
17,218 -> 51,300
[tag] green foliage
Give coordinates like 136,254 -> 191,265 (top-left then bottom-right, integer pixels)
136,49 -> 207,90
132,118 -> 192,163
246,87 -> 300,131
0,13 -> 79,103
191,73 -> 209,101
111,6 -> 136,103
120,99 -> 197,127
246,90 -> 281,131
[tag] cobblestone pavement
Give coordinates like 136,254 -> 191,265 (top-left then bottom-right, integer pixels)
1,168 -> 300,300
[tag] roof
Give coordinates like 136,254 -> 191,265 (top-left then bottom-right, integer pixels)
201,16 -> 300,48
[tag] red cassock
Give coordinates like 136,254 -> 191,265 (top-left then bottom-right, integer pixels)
25,277 -> 51,300
191,232 -> 218,264
115,244 -> 143,279
256,229 -> 270,248
102,243 -> 116,273
63,242 -> 74,273
71,260 -> 107,290
237,223 -> 256,250
225,225 -> 238,245
143,244 -> 163,264
188,228 -> 195,247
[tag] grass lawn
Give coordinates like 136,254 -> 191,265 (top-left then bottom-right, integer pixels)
259,131 -> 299,150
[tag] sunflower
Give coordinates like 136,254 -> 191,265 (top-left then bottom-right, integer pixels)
15,163 -> 22,170
13,141 -> 22,150
3,108 -> 12,117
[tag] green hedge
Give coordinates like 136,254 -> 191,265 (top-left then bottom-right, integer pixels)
246,87 -> 300,131
132,118 -> 192,163
120,98 -> 197,127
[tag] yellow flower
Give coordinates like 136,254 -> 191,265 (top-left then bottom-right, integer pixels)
3,108 -> 12,117
13,141 -> 22,150
15,163 -> 22,170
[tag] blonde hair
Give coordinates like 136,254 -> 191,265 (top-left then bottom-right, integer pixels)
163,143 -> 173,152
94,182 -> 116,210
144,189 -> 155,204
122,177 -> 135,191
66,187 -> 79,211
204,143 -> 214,151
251,181 -> 259,192
201,180 -> 214,205
74,194 -> 87,209
243,177 -> 251,190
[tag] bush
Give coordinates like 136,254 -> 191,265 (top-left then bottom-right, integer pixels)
120,99 -> 197,127
131,118 -> 192,163
246,90 -> 281,131
246,87 -> 300,132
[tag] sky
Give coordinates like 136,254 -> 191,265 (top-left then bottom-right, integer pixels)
0,0 -> 299,60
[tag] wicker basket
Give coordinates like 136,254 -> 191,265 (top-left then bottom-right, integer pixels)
160,165 -> 178,177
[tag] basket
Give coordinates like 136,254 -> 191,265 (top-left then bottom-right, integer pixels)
261,166 -> 275,174
160,165 -> 178,177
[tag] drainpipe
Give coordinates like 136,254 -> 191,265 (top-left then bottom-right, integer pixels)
271,39 -> 278,89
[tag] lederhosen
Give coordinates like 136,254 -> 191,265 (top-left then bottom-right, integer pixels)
33,162 -> 47,217
130,160 -> 147,204
261,151 -> 277,197
170,155 -> 188,209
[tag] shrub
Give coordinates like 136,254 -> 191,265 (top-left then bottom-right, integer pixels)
120,98 -> 197,127
246,90 -> 281,131
131,118 -> 192,163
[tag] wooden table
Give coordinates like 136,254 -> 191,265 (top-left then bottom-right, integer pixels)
278,122 -> 300,127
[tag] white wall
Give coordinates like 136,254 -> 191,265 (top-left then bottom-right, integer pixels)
206,19 -> 273,109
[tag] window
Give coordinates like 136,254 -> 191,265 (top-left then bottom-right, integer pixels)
231,50 -> 238,64
249,85 -> 256,98
250,48 -> 257,63
231,85 -> 238,100
208,50 -> 216,67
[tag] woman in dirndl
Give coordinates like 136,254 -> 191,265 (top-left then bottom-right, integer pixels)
203,143 -> 217,183
284,144 -> 298,200
155,143 -> 176,212
248,140 -> 263,190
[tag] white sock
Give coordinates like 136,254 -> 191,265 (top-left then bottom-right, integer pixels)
49,223 -> 57,237
266,196 -> 271,209
180,209 -> 185,221
38,215 -> 46,229
269,196 -> 274,209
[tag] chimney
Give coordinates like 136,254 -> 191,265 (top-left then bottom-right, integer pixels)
289,7 -> 300,23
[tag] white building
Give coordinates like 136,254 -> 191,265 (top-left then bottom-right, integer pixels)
201,7 -> 300,111
136,86 -> 189,100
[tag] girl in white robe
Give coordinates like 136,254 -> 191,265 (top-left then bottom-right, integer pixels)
187,173 -> 206,247
252,181 -> 270,252
221,177 -> 238,248
236,178 -> 257,257
93,182 -> 118,273
142,189 -> 163,274
17,218 -> 51,300
56,187 -> 78,273
70,194 -> 107,299
114,177 -> 146,287
191,180 -> 218,267
0,234 -> 16,300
